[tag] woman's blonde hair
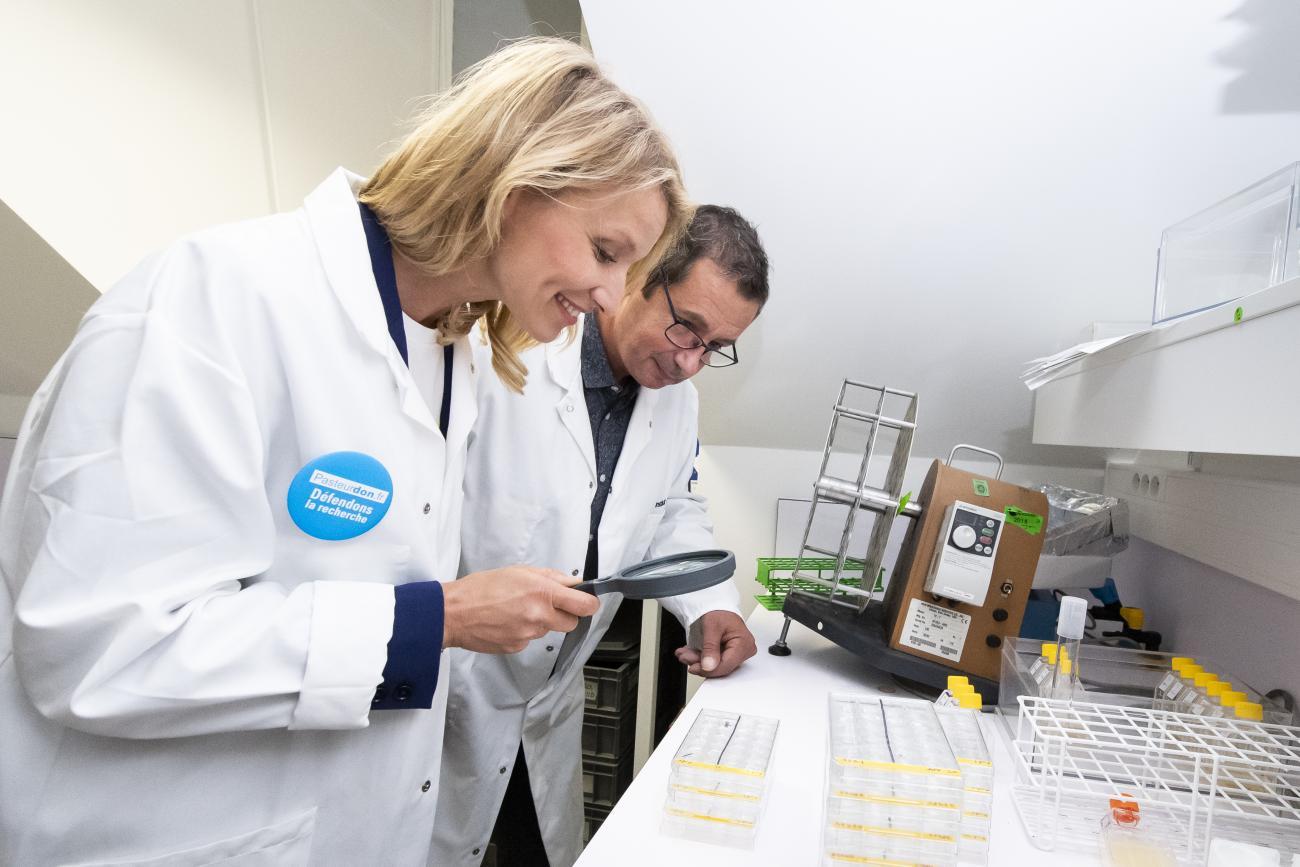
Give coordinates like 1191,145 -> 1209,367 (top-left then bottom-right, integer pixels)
360,37 -> 691,392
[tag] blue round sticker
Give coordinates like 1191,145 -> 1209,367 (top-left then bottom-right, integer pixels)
287,451 -> 393,541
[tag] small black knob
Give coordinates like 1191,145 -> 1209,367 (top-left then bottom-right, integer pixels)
992,608 -> 1008,622
986,634 -> 1002,648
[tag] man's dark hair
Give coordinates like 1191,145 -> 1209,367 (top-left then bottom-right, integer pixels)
646,204 -> 769,310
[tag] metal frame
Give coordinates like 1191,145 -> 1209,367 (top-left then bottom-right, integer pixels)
789,380 -> 920,610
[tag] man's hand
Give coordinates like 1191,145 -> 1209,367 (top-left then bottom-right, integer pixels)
674,610 -> 756,678
442,567 -> 600,653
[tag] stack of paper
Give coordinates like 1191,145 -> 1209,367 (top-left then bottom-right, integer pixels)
1020,333 -> 1138,390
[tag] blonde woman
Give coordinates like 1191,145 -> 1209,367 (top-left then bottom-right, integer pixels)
0,38 -> 689,866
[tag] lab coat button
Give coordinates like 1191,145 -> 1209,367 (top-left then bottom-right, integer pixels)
421,780 -> 431,793
472,848 -> 481,857
546,645 -> 554,652
588,481 -> 594,489
423,502 -> 431,515
395,683 -> 413,702
571,569 -> 579,576
499,766 -> 508,774
566,404 -> 574,412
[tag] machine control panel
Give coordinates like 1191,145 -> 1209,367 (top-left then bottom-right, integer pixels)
923,500 -> 1005,606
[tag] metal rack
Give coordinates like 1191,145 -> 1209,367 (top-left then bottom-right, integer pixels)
1007,696 -> 1300,864
786,380 -> 919,611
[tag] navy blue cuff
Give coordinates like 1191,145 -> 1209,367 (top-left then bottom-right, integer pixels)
372,581 -> 444,711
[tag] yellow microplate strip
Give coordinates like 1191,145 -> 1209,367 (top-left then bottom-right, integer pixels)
828,854 -> 921,866
663,806 -> 755,828
833,756 -> 962,778
831,790 -> 959,810
831,821 -> 956,843
669,783 -> 760,802
673,758 -> 765,778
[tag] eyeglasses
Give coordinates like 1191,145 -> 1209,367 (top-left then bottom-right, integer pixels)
659,281 -> 739,368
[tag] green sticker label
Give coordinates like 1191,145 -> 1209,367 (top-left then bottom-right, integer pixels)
972,479 -> 990,497
1234,307 -> 1244,323
1004,506 -> 1044,535
897,491 -> 912,515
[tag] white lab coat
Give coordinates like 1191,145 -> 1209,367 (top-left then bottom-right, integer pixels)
430,319 -> 741,867
0,170 -> 476,865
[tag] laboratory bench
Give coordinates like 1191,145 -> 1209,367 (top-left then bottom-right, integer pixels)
576,605 -> 1096,866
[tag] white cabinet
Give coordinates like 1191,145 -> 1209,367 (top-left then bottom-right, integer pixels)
1032,277 -> 1300,457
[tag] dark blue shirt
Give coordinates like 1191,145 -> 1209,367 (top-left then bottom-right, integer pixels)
581,314 -> 640,579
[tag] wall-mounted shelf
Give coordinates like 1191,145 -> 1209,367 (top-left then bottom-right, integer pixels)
1032,277 -> 1300,457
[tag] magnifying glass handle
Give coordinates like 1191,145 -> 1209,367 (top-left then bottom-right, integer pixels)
573,577 -> 616,596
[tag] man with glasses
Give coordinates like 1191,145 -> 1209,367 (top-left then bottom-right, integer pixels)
433,205 -> 769,867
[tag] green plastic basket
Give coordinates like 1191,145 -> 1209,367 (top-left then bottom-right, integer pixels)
753,557 -> 885,611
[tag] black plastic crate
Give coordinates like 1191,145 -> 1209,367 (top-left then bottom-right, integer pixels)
590,599 -> 640,663
582,748 -> 633,808
582,802 -> 611,845
583,660 -> 637,713
582,703 -> 636,760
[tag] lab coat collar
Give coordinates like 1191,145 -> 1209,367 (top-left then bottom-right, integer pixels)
303,169 -> 396,368
302,168 -> 476,448
543,317 -> 662,478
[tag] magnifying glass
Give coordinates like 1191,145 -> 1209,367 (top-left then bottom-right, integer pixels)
574,549 -> 736,599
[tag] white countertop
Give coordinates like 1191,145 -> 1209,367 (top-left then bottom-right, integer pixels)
576,606 -> 1097,866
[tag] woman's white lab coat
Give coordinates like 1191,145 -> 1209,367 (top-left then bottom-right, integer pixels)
0,169 -> 476,865
430,319 -> 741,866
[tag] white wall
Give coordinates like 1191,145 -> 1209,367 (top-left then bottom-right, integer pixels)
0,0 -> 448,293
581,0 -> 1300,468
697,443 -> 1103,617
1114,537 -> 1300,700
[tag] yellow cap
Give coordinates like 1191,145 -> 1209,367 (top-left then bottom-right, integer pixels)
1235,702 -> 1264,721
1180,664 -> 1203,680
1206,681 -> 1228,698
1193,672 -> 1217,689
957,692 -> 982,709
1171,656 -> 1195,672
1042,644 -> 1059,662
1120,607 -> 1144,629
947,675 -> 970,691
1219,691 -> 1246,707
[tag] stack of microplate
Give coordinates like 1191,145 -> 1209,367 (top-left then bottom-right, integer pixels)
662,708 -> 779,848
937,705 -> 993,864
824,694 -> 966,865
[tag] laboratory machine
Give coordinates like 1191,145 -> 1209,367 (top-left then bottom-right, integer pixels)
768,379 -> 1049,699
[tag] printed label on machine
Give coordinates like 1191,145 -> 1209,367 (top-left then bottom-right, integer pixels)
899,599 -> 971,663
923,500 -> 1005,607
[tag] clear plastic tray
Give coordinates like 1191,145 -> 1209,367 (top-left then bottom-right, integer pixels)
1153,162 -> 1300,324
825,695 -> 965,866
663,708 -> 779,849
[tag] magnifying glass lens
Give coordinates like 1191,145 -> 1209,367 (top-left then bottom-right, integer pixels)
629,555 -> 723,578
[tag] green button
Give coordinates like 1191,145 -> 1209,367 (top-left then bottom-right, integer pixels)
972,479 -> 990,497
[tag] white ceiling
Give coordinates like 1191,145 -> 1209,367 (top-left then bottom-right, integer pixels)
582,0 -> 1300,466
